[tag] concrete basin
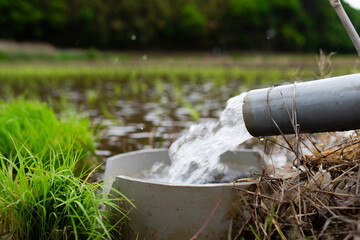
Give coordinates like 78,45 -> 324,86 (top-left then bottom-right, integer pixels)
105,148 -> 263,239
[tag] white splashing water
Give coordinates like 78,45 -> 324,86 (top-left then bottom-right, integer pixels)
166,92 -> 253,184
138,92 -> 253,184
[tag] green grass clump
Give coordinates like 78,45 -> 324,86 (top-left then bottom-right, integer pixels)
0,99 -> 95,166
0,148 -> 131,239
0,99 -> 132,239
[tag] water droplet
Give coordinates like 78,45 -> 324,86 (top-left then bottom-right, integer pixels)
131,35 -> 136,40
266,29 -> 276,40
140,127 -> 144,130
142,55 -> 147,60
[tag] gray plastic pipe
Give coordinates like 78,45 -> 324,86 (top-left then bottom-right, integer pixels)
243,73 -> 360,137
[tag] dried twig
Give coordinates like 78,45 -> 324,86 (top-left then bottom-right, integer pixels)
329,0 -> 360,55
232,132 -> 360,239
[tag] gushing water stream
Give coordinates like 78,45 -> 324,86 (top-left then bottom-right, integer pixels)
167,92 -> 253,183
141,92 -> 254,184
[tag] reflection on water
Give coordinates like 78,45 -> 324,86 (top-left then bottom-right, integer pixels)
93,91 -> 223,158
44,80 -> 237,159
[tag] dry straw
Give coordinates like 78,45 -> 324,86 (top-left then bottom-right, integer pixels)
232,129 -> 360,239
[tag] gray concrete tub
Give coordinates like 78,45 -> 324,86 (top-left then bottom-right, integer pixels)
104,148 -> 264,240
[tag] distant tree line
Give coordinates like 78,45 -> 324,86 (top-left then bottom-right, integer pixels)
0,0 -> 359,53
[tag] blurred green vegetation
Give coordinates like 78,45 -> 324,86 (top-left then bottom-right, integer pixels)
0,56 -> 358,104
0,0 -> 359,53
0,100 -> 97,170
0,48 -> 129,61
0,65 -> 311,100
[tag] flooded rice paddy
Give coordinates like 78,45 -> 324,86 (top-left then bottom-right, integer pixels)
0,56 -> 358,160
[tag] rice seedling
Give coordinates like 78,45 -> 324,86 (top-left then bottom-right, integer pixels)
0,65 -> 307,92
86,89 -> 99,105
154,78 -> 166,94
0,145 -> 132,240
0,98 -> 132,239
181,100 -> 200,121
100,102 -> 122,126
113,83 -> 122,97
0,99 -> 97,171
